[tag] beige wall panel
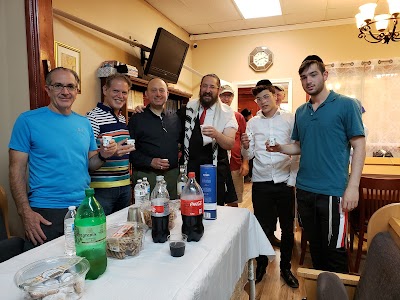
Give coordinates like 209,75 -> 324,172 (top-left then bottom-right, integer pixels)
52,0 -> 193,115
191,24 -> 399,110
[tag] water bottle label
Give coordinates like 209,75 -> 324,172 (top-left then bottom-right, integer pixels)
181,198 -> 203,216
64,219 -> 74,233
135,190 -> 145,197
151,198 -> 170,216
75,223 -> 106,245
177,182 -> 185,195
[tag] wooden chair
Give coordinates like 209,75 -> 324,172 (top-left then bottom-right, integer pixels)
0,186 -> 10,239
349,176 -> 400,273
298,203 -> 400,300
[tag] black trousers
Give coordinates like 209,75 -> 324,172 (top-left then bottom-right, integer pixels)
23,207 -> 68,251
296,189 -> 348,273
0,237 -> 24,263
252,181 -> 294,270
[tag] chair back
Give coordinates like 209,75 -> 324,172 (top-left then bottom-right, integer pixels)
355,232 -> 400,299
0,186 -> 10,239
358,176 -> 400,230
367,202 -> 400,249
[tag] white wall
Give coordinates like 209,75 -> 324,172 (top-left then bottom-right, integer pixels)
0,0 -> 30,236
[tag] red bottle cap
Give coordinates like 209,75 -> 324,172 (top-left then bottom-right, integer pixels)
188,172 -> 195,178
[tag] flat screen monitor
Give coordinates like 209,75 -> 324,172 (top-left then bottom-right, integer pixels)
144,27 -> 189,84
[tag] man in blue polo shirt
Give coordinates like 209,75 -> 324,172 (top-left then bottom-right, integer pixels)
267,55 -> 365,273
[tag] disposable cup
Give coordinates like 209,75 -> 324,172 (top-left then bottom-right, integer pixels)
268,137 -> 276,146
168,233 -> 187,257
127,206 -> 145,224
126,139 -> 135,146
103,136 -> 113,146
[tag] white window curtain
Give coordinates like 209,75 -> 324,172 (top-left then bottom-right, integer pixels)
326,58 -> 400,157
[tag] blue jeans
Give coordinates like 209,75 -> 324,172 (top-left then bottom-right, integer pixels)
94,185 -> 131,215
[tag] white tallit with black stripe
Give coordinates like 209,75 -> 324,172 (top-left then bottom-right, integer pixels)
183,99 -> 236,166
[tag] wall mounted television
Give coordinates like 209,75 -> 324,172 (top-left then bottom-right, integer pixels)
144,27 -> 189,84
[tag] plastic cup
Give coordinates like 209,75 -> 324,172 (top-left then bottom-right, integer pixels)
126,139 -> 135,146
268,137 -> 276,146
103,136 -> 113,146
168,233 -> 187,257
127,206 -> 145,224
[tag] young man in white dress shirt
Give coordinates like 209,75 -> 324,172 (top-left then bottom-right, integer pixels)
241,85 -> 299,287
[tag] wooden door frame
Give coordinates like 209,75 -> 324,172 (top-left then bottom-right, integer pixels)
25,0 -> 54,109
233,78 -> 294,113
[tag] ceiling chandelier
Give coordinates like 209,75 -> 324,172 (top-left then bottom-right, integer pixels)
355,0 -> 400,44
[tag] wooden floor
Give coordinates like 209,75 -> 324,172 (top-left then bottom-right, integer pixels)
237,182 -> 364,300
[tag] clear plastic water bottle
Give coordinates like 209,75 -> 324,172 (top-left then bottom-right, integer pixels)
177,165 -> 188,200
142,177 -> 151,201
64,206 -> 76,255
151,179 -> 170,243
134,179 -> 146,205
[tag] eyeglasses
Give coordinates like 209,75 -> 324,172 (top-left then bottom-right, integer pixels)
49,83 -> 78,92
255,94 -> 272,102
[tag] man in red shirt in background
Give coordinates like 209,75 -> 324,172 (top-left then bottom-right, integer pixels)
219,85 -> 249,207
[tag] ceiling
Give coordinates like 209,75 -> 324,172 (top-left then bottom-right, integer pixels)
144,0 -> 388,39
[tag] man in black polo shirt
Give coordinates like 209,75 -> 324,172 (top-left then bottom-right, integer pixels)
128,78 -> 181,199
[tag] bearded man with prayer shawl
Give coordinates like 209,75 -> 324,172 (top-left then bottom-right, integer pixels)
182,74 -> 238,205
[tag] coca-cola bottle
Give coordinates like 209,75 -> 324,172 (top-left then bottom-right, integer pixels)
181,172 -> 204,242
151,179 -> 170,243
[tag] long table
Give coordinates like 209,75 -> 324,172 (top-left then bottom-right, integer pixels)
0,206 -> 275,300
349,157 -> 400,178
361,164 -> 400,177
364,157 -> 400,166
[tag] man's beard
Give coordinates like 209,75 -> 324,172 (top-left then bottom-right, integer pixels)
199,92 -> 218,108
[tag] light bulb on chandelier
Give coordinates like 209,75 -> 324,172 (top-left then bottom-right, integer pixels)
355,0 -> 400,44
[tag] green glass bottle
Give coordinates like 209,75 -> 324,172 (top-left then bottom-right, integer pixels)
74,188 -> 107,280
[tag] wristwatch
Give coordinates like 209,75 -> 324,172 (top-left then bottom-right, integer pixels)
98,152 -> 107,162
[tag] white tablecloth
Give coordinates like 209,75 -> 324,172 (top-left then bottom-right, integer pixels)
0,206 -> 275,300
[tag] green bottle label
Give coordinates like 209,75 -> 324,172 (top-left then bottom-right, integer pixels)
75,223 -> 106,245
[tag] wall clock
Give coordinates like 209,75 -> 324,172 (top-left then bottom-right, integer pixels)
248,46 -> 273,72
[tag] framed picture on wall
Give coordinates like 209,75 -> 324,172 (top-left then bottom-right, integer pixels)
54,41 -> 81,93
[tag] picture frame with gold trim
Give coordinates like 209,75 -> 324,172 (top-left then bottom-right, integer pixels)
54,41 -> 81,93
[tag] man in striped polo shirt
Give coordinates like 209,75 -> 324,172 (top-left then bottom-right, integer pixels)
86,74 -> 135,215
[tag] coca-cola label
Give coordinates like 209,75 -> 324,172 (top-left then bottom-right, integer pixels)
151,198 -> 170,217
181,198 -> 204,216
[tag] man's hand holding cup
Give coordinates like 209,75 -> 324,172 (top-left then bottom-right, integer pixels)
241,133 -> 250,150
